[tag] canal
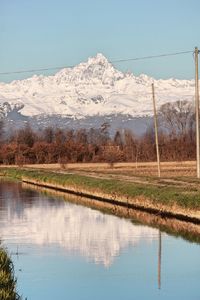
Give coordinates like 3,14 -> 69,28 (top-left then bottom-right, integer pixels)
0,181 -> 199,300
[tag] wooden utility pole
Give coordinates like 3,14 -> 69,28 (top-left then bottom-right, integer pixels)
195,47 -> 200,178
152,83 -> 161,178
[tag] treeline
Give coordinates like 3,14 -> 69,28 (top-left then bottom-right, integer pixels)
0,100 -> 196,165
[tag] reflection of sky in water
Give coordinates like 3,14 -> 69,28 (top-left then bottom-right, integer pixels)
0,184 -> 158,266
0,182 -> 200,300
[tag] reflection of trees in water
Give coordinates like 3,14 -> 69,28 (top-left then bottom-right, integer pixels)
0,181 -> 39,200
0,182 -> 23,220
0,182 -> 59,220
0,182 -> 28,219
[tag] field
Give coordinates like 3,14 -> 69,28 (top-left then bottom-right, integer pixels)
1,161 -> 200,198
9,160 -> 197,177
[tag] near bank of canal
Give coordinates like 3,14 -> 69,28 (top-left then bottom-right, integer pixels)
0,181 -> 199,300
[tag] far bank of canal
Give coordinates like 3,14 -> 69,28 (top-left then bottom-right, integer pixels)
1,167 -> 200,225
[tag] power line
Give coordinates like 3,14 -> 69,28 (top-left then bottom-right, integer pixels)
0,49 -> 194,76
111,50 -> 193,63
0,66 -> 74,76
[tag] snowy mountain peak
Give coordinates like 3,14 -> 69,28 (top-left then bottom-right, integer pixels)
87,53 -> 110,65
0,53 -> 195,120
54,53 -> 124,84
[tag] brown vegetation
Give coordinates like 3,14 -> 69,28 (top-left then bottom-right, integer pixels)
0,100 -> 197,167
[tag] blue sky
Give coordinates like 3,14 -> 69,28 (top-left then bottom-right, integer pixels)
0,0 -> 200,82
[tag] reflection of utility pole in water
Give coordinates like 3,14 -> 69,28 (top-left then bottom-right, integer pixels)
158,230 -> 162,289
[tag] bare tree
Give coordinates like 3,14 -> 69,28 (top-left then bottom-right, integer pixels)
0,120 -> 4,142
124,129 -> 137,161
100,122 -> 110,145
17,124 -> 36,147
43,126 -> 54,143
159,100 -> 194,137
114,130 -> 124,149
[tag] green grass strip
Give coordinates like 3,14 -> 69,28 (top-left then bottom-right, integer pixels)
1,168 -> 200,210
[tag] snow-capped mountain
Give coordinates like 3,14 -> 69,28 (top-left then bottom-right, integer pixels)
0,53 -> 195,117
0,53 -> 195,132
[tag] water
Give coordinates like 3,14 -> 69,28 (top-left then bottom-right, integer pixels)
0,181 -> 199,300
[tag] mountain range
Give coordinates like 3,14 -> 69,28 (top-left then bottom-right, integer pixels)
0,53 -> 195,134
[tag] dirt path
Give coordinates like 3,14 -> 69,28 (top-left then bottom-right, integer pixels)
55,169 -> 200,190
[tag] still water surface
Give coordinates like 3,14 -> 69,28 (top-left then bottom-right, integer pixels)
0,181 -> 199,300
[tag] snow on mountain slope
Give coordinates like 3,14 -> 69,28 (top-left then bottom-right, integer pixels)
0,53 -> 195,119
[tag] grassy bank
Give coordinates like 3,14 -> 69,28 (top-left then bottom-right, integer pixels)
0,246 -> 21,300
1,167 -> 200,222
